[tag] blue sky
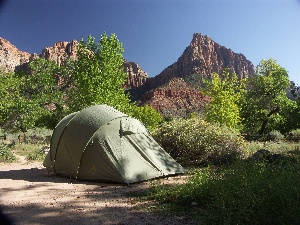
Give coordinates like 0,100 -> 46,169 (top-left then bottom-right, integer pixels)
1,0 -> 299,84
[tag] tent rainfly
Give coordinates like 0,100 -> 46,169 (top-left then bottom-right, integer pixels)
43,104 -> 185,184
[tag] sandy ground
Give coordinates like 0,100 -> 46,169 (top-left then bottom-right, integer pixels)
0,156 -> 195,225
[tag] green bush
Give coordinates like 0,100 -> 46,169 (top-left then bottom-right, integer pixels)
0,143 -> 17,162
288,129 -> 300,142
245,141 -> 300,157
152,117 -> 246,167
267,130 -> 285,142
26,149 -> 46,161
25,128 -> 52,144
148,160 -> 300,224
129,105 -> 162,131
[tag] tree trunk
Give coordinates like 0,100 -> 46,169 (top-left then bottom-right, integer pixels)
258,106 -> 280,135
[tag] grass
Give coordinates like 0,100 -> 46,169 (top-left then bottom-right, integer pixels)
0,128 -> 51,162
0,142 -> 17,162
245,140 -> 300,157
141,154 -> 300,225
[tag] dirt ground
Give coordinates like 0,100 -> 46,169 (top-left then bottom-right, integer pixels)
0,156 -> 195,225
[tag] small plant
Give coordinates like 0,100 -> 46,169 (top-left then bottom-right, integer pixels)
12,142 -> 42,158
288,129 -> 300,142
246,141 -> 300,156
25,128 -> 52,144
26,149 -> 46,161
0,143 -> 17,162
267,130 -> 285,142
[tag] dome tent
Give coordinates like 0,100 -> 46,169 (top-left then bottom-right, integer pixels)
43,104 -> 185,184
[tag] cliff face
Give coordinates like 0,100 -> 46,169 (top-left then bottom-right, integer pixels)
39,40 -> 78,65
0,37 -> 35,72
137,33 -> 255,117
123,61 -> 148,89
145,33 -> 255,91
140,78 -> 210,117
0,38 -> 79,72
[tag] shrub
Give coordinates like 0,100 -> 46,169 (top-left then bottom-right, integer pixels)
148,160 -> 300,224
152,117 -> 246,167
245,141 -> 300,156
26,149 -> 46,161
129,105 -> 162,131
267,130 -> 285,142
25,128 -> 52,144
288,129 -> 300,142
0,143 -> 16,162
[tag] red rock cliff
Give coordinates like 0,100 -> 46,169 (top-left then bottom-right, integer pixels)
0,38 -> 35,72
140,77 -> 210,117
146,33 -> 255,90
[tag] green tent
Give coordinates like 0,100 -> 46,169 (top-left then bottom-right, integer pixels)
43,104 -> 185,184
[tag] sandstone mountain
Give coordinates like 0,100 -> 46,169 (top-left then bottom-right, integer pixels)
0,33 -> 255,117
0,37 -> 34,72
141,77 -> 210,118
123,61 -> 148,89
143,33 -> 255,92
39,40 -> 78,65
0,38 -> 79,73
136,33 -> 255,117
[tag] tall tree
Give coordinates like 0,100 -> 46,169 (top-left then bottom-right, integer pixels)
0,71 -> 29,131
241,59 -> 291,135
0,58 -> 65,132
25,58 -> 65,128
66,33 -> 130,113
201,70 -> 245,129
0,33 -> 162,132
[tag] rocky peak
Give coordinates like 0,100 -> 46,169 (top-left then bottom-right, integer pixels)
188,33 -> 254,78
0,37 -> 33,72
145,33 -> 255,91
134,33 -> 255,117
40,40 -> 78,65
123,61 -> 148,89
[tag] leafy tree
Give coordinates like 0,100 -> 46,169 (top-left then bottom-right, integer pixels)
66,33 -> 130,113
66,33 -> 162,130
274,95 -> 300,133
0,71 -> 28,131
0,33 -> 162,132
0,70 -> 45,132
0,58 -> 64,132
201,70 -> 245,129
241,59 -> 291,135
25,58 -> 65,128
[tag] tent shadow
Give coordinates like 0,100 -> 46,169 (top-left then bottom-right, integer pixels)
0,167 -> 126,186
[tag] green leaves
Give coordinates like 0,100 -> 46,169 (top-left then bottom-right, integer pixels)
241,58 -> 293,134
201,70 -> 244,129
65,33 -> 161,130
0,33 -> 161,132
152,117 -> 245,167
67,33 -> 129,113
0,58 -> 65,131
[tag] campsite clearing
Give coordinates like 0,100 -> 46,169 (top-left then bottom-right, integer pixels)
0,158 -> 194,225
